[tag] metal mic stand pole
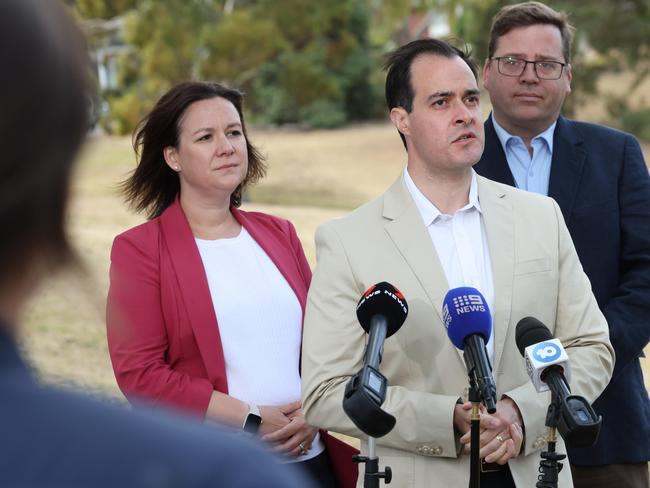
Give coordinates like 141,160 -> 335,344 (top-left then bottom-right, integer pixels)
536,394 -> 565,488
468,382 -> 481,488
354,436 -> 392,488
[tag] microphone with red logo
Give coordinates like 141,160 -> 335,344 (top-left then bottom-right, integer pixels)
356,282 -> 409,371
343,282 -> 408,439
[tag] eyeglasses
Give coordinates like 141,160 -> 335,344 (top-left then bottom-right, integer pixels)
491,56 -> 566,80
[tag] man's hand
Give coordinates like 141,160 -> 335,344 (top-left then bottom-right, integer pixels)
459,397 -> 524,464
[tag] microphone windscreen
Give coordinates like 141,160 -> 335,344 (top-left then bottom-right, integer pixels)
515,317 -> 553,356
356,282 -> 408,337
442,287 -> 491,350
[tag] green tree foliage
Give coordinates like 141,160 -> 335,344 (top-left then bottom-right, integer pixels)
75,0 -> 381,133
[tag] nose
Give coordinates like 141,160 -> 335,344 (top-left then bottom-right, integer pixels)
520,61 -> 539,84
215,133 -> 235,157
455,102 -> 475,126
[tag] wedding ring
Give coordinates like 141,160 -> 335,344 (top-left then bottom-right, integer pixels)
299,443 -> 308,454
495,434 -> 505,443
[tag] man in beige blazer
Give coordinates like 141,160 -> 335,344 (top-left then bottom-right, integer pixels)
301,38 -> 614,488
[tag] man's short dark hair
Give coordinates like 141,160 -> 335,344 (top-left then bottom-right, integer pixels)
384,38 -> 478,148
488,2 -> 574,63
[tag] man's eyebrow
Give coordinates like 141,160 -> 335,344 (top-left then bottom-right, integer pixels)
426,90 -> 453,102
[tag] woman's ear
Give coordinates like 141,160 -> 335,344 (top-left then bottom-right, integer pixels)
163,146 -> 180,171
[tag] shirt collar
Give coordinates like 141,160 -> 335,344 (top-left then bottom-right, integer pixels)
491,112 -> 556,154
403,167 -> 482,227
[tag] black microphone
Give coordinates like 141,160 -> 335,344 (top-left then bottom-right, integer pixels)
342,282 -> 408,438
356,281 -> 408,370
515,317 -> 601,447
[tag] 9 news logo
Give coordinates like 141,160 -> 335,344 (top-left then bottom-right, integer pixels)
532,341 -> 561,363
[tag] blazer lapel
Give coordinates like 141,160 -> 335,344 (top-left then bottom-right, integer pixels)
233,208 -> 308,316
382,177 -> 450,324
548,116 -> 586,224
381,177 -> 471,370
160,198 -> 228,393
475,115 -> 517,187
477,176 -> 514,372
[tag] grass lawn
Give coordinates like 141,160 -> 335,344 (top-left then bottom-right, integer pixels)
19,123 -> 650,439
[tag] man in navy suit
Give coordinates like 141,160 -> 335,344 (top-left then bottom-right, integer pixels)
474,2 -> 650,487
0,1 -> 308,486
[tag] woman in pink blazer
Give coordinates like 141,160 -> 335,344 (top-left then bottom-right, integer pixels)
107,81 -> 356,487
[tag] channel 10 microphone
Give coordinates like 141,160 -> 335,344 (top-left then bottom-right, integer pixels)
515,317 -> 601,447
442,287 -> 497,413
342,282 -> 408,438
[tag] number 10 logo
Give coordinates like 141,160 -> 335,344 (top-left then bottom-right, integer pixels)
532,341 -> 561,363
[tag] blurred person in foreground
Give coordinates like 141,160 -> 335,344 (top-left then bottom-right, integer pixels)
106,80 -> 357,488
475,3 -> 650,487
301,37 -> 614,488
0,1 -> 309,487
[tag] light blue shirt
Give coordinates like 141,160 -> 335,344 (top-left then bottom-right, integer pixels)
491,113 -> 556,196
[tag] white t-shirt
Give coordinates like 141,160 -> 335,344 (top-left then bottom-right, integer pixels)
196,227 -> 322,461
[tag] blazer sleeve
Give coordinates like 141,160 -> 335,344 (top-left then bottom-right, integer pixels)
106,230 -> 214,416
602,134 -> 650,378
503,199 -> 615,454
302,222 -> 462,458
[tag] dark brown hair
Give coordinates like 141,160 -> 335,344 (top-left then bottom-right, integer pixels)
122,82 -> 266,219
0,0 -> 90,286
488,2 -> 574,62
384,38 -> 478,148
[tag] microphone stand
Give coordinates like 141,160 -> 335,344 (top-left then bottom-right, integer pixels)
536,393 -> 566,488
353,437 -> 392,488
468,382 -> 481,488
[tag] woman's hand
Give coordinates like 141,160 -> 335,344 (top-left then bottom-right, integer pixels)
257,401 -> 298,437
262,405 -> 318,457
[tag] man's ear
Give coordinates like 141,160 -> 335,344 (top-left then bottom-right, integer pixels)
482,58 -> 492,90
390,107 -> 410,137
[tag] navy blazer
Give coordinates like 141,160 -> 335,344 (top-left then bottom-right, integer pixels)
475,115 -> 650,465
0,326 -> 308,487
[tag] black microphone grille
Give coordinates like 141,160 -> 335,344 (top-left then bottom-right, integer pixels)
515,316 -> 553,356
356,282 -> 408,337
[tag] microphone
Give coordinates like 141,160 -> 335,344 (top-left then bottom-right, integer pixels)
515,317 -> 571,395
515,317 -> 601,447
342,282 -> 408,438
442,287 -> 497,413
356,281 -> 409,370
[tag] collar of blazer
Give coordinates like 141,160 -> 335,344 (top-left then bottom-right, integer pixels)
381,174 -> 515,372
548,116 -> 587,224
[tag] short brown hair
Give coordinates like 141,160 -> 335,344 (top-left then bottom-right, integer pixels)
123,81 -> 266,219
488,2 -> 574,63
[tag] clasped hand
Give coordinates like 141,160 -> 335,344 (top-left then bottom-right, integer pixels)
259,401 -> 318,458
454,397 -> 524,465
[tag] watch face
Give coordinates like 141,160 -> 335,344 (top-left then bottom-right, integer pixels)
243,413 -> 262,434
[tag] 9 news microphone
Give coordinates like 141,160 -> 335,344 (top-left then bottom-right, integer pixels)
342,282 -> 408,438
442,287 -> 497,413
515,317 -> 601,447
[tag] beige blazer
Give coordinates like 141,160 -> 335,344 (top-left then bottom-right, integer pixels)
302,174 -> 614,488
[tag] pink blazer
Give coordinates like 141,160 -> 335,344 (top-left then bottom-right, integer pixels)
107,198 -> 357,486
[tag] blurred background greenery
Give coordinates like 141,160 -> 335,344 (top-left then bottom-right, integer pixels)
69,0 -> 650,138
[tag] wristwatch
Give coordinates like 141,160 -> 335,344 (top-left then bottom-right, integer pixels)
242,404 -> 262,434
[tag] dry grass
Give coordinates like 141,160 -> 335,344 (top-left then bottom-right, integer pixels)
20,123 -> 650,408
